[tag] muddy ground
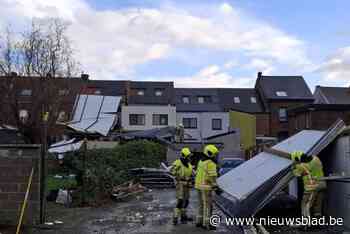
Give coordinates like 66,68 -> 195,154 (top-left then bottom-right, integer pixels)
1,189 -> 230,234
1,188 -> 346,234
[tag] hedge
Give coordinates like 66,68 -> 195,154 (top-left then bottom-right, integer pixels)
62,140 -> 166,201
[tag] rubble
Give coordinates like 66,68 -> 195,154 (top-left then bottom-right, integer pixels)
129,168 -> 175,188
111,181 -> 147,201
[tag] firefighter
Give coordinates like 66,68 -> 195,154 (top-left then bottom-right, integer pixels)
170,147 -> 193,225
195,144 -> 220,230
291,151 -> 327,217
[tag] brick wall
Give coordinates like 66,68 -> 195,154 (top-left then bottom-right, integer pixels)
268,101 -> 313,137
0,145 -> 41,226
255,113 -> 269,136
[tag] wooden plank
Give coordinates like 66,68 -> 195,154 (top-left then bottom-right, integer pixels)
263,147 -> 291,159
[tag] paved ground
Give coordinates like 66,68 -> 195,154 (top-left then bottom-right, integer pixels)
1,189 -> 231,234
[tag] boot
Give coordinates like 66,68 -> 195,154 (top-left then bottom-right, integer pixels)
173,208 -> 180,225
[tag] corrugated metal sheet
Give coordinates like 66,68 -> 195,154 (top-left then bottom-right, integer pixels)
218,152 -> 292,200
273,130 -> 325,153
216,129 -> 327,217
68,95 -> 121,136
49,138 -> 83,154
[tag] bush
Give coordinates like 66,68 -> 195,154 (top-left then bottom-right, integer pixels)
63,140 -> 166,201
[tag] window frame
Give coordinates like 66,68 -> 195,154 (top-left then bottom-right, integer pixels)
234,97 -> 240,103
183,118 -> 197,129
276,91 -> 287,97
20,89 -> 32,96
154,89 -> 164,97
250,97 -> 257,103
152,114 -> 168,126
278,107 -> 288,122
212,118 -> 222,130
182,96 -> 190,104
129,114 -> 146,126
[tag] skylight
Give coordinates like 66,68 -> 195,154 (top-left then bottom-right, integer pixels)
276,91 -> 287,97
234,97 -> 240,103
250,97 -> 257,103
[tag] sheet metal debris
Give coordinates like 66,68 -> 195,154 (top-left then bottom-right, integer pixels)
68,95 -> 121,136
129,168 -> 175,188
216,119 -> 346,218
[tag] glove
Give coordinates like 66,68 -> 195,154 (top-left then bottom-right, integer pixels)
215,187 -> 223,195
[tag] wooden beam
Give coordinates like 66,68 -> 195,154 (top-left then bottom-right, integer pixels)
263,147 -> 291,160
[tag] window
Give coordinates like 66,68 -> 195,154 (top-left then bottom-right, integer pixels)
152,114 -> 168,125
137,89 -> 145,96
279,108 -> 287,122
129,114 -> 145,125
234,97 -> 240,103
197,96 -> 212,104
154,89 -> 163,96
212,119 -> 222,130
198,96 -> 204,104
182,96 -> 190,104
250,97 -> 257,103
19,109 -> 29,122
58,111 -> 66,121
20,89 -> 32,96
183,118 -> 197,129
59,89 -> 69,96
276,91 -> 287,97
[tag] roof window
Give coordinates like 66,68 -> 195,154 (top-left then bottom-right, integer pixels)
276,91 -> 287,97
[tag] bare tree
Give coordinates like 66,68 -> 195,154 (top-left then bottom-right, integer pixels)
0,18 -> 81,143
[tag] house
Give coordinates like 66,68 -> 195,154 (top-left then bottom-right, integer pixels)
314,85 -> 350,104
121,81 -> 176,131
255,72 -> 314,140
288,104 -> 350,135
0,74 -> 85,142
218,88 -> 268,137
175,88 -> 230,141
288,86 -> 350,135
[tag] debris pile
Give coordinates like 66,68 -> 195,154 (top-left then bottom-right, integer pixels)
129,168 -> 175,188
111,181 -> 146,201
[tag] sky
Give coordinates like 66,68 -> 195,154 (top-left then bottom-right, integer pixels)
1,0 -> 350,90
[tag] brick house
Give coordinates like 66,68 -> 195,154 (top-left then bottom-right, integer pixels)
0,74 -> 85,143
255,72 -> 314,140
288,86 -> 350,135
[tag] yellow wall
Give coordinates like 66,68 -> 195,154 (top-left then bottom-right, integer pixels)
229,111 -> 256,150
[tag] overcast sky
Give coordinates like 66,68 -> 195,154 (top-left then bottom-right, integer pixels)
1,0 -> 350,89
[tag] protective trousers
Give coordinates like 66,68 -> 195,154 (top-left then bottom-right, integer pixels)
174,182 -> 190,220
196,189 -> 212,227
301,189 -> 324,217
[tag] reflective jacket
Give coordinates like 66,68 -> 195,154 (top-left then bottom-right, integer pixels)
293,156 -> 326,192
170,159 -> 193,183
195,159 -> 217,190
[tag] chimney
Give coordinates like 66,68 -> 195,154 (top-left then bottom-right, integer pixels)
257,71 -> 262,79
10,72 -> 17,77
81,73 -> 89,81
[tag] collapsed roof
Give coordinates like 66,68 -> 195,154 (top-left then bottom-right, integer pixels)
67,94 -> 121,136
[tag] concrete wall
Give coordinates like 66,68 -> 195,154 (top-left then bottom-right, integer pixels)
121,105 -> 176,131
176,112 -> 230,141
0,144 -> 41,225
